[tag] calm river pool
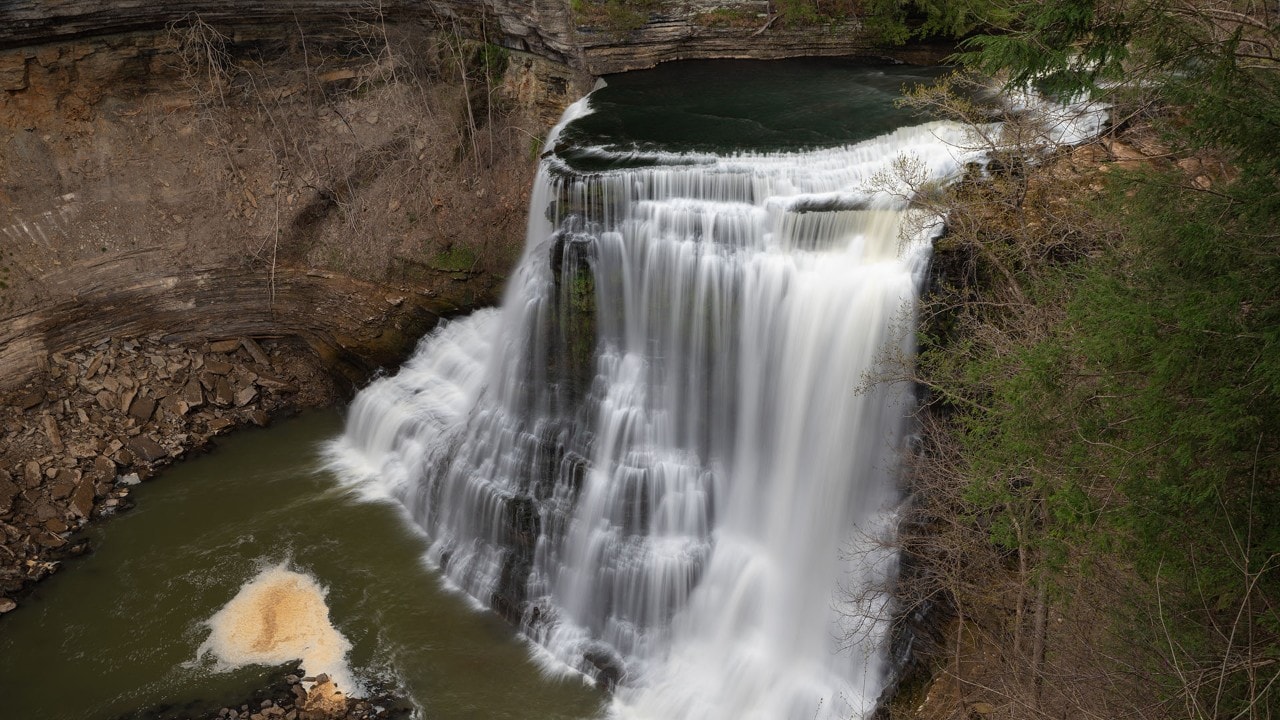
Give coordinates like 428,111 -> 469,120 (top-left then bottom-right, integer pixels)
0,411 -> 604,720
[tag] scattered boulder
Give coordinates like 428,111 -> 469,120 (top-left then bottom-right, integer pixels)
67,439 -> 97,459
205,358 -> 234,375
299,674 -> 347,720
0,334 -> 337,608
128,394 -> 156,422
94,389 -> 115,411
91,455 -> 117,483
42,414 -> 64,453
49,472 -> 77,500
213,377 -> 235,406
83,353 -> 104,379
70,477 -> 95,518
235,386 -> 258,407
14,389 -> 45,411
126,436 -> 167,463
255,373 -> 296,392
160,392 -> 189,417
119,387 -> 137,414
183,379 -> 205,408
0,473 -> 18,514
0,598 -> 15,614
23,461 -> 42,488
241,337 -> 272,367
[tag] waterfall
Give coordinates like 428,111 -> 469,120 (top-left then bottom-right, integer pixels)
329,96 -> 984,719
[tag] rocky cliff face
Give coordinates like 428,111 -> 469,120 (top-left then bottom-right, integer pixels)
0,13 -> 550,391
0,1 -> 420,48
0,0 -> 940,397
0,0 -> 939,77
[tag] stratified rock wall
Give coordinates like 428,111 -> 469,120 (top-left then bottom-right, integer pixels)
0,0 -> 576,60
0,0 -> 918,76
0,256 -> 479,392
581,20 -> 868,74
0,1 -> 421,48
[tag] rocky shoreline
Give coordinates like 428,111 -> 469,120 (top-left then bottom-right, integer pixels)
0,334 -> 426,718
118,665 -> 416,720
0,333 -> 340,610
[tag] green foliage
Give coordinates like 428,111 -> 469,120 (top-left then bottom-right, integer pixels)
776,0 -> 823,27
957,1 -> 1134,98
429,245 -> 478,272
898,1 -> 1280,712
772,0 -> 857,27
859,0 -> 989,44
1074,168 -> 1280,584
571,0 -> 659,36
474,43 -> 509,84
695,7 -> 758,29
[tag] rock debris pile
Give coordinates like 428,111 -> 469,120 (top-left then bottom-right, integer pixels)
209,672 -> 401,720
120,667 -> 413,720
0,335 -> 337,609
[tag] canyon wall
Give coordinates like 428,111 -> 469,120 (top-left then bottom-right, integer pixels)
0,0 -> 942,395
0,0 -> 942,77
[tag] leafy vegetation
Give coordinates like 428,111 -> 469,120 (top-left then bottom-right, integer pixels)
429,245 -> 479,273
774,0 -> 858,26
865,1 -> 1280,717
571,0 -> 659,36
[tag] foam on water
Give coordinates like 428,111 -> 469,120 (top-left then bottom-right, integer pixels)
197,563 -> 358,695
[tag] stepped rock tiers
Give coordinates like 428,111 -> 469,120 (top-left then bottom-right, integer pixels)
329,93 -> 983,718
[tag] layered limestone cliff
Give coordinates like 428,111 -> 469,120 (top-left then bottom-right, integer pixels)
0,0 -> 942,78
0,16 -> 562,391
0,0 -> 940,398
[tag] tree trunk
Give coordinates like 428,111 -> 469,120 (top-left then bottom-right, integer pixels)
1031,574 -> 1048,712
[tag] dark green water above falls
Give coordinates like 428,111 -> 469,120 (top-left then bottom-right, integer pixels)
554,59 -> 946,169
0,412 -> 604,720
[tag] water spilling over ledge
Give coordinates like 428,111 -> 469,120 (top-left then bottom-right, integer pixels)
327,68 -> 991,718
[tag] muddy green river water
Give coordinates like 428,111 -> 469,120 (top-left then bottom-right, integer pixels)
0,412 -> 604,720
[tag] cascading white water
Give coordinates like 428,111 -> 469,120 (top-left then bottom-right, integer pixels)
329,95 -> 987,719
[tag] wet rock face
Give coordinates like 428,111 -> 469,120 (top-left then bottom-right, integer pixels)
0,334 -> 338,608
